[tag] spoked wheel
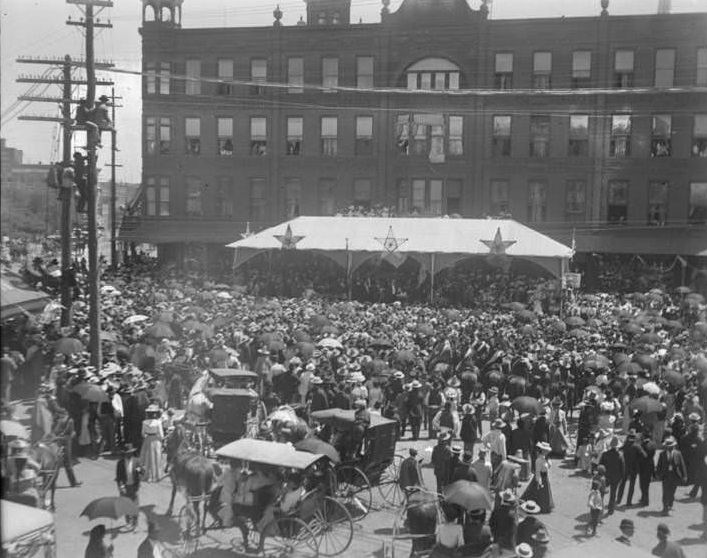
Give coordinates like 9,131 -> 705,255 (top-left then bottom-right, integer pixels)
335,465 -> 372,520
260,516 -> 319,558
177,505 -> 200,555
308,496 -> 354,556
378,453 -> 405,507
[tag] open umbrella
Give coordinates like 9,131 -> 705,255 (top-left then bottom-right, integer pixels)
0,419 -> 28,439
622,322 -> 643,335
565,316 -> 586,328
630,395 -> 662,414
99,331 -> 117,343
641,381 -> 661,396
686,293 -> 705,304
145,322 -> 175,339
296,342 -> 315,358
633,354 -> 657,372
502,302 -> 526,312
395,350 -> 416,365
568,329 -> 590,339
583,354 -> 610,370
293,330 -> 312,343
616,361 -> 642,375
131,344 -> 156,368
295,438 -> 340,464
663,370 -> 685,389
637,332 -> 661,345
370,337 -> 393,349
81,496 -> 139,520
321,324 -> 340,335
123,314 -> 148,326
54,337 -> 84,355
443,480 -> 492,511
676,286 -> 692,295
515,310 -> 537,323
511,396 -> 540,414
416,323 -> 434,336
444,309 -> 462,321
268,339 -> 286,351
318,337 -> 343,349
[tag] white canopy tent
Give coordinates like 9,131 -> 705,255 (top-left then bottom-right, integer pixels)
227,217 -> 572,296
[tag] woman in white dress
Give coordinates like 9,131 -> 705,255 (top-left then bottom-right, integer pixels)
140,404 -> 164,482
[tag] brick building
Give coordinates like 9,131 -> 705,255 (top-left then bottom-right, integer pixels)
126,0 -> 707,266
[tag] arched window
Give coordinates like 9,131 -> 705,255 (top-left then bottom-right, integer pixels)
144,4 -> 157,21
405,58 -> 460,91
160,5 -> 173,22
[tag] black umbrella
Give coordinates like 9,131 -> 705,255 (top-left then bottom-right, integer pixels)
295,438 -> 340,464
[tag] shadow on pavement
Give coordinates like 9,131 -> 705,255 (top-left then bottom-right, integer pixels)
636,510 -> 667,518
676,536 -> 706,546
140,504 -> 182,544
191,547 -> 237,557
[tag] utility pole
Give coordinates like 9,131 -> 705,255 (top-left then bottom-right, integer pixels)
110,88 -> 117,267
16,55 -> 113,326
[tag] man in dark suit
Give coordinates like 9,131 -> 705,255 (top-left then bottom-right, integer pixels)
599,436 -> 625,514
638,431 -> 657,506
617,429 -> 643,507
137,522 -> 165,558
431,431 -> 453,494
116,444 -> 142,528
656,436 -> 687,516
651,523 -> 686,558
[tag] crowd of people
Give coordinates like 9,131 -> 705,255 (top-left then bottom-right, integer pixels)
1,244 -> 706,557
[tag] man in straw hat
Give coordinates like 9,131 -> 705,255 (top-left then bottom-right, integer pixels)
599,436 -> 625,514
115,443 -> 142,528
656,436 -> 687,516
490,489 -> 518,550
482,418 -> 507,471
516,500 -> 544,545
431,431 -> 453,494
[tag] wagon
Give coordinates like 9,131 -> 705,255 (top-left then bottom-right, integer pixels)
206,438 -> 355,557
209,368 -> 260,389
209,387 -> 261,447
310,409 -> 405,519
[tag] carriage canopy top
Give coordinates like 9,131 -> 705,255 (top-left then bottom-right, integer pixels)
215,439 -> 325,469
209,369 -> 259,381
1,499 -> 54,544
310,409 -> 397,429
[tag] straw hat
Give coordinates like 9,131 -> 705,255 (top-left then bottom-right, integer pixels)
520,500 -> 541,514
515,543 -> 533,558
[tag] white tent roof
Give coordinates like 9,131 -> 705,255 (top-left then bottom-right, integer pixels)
227,216 -> 573,259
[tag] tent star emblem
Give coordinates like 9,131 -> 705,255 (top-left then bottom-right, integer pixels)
375,226 -> 408,253
274,224 -> 304,249
241,221 -> 254,239
481,227 -> 516,255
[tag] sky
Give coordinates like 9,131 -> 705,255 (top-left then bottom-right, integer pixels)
0,0 -> 704,183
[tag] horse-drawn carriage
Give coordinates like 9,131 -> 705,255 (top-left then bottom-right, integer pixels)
173,438 -> 354,557
310,409 -> 404,518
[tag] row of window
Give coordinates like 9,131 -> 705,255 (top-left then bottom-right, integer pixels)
145,48 -> 707,95
144,113 -> 707,159
143,176 -> 707,226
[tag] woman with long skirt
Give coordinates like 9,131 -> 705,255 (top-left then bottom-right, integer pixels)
521,442 -> 554,513
139,404 -> 164,482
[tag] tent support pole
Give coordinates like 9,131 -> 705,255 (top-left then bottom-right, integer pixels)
429,253 -> 436,303
346,240 -> 352,300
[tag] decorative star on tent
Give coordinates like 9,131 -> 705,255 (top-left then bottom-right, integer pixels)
481,227 -> 516,255
375,226 -> 408,253
240,221 -> 253,239
274,224 -> 304,249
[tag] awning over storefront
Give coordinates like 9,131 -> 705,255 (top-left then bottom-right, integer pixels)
0,269 -> 50,320
226,216 -> 573,278
118,217 -> 244,245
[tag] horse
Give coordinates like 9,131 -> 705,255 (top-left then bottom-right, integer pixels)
165,427 -> 219,535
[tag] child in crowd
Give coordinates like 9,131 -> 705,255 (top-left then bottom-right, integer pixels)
586,480 -> 603,536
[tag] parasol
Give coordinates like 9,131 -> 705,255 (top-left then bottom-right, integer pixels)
511,396 -> 541,414
633,354 -> 657,372
293,330 -> 312,343
296,342 -> 315,358
416,323 -> 435,336
444,309 -> 462,321
685,293 -> 705,304
216,291 -> 232,300
80,496 -> 139,520
637,332 -> 661,345
504,302 -> 527,312
515,310 -> 537,323
145,322 -> 175,339
630,395 -> 662,414
0,419 -> 28,439
568,329 -> 590,339
268,339 -> 286,351
370,337 -> 393,348
621,322 -> 642,335
583,354 -> 610,370
295,438 -> 340,464
663,370 -> 685,389
321,324 -> 340,335
122,314 -> 148,326
99,331 -> 117,343
641,381 -> 661,396
443,480 -> 492,510
565,316 -> 586,328
54,337 -> 84,355
318,337 -> 343,349
616,361 -> 642,375
676,286 -> 692,295
395,350 -> 416,364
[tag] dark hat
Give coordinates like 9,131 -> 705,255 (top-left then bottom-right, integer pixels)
657,522 -> 670,534
98,94 -> 110,103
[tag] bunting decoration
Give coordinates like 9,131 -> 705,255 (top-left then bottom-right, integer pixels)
375,226 -> 408,268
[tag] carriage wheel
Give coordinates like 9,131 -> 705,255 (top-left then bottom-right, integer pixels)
260,516 -> 319,558
335,465 -> 372,521
377,453 -> 405,507
177,505 -> 200,554
307,496 -> 353,556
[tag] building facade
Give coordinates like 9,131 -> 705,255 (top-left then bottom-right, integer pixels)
128,0 -> 707,264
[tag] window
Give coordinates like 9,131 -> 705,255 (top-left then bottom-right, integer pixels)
607,180 -> 628,223
654,49 -> 675,87
250,178 -> 267,222
490,180 -> 509,215
446,179 -> 462,215
530,115 -> 550,158
495,53 -> 513,89
158,177 -> 170,216
429,179 -> 443,215
412,116 -> 430,156
651,115 -> 672,157
648,181 -> 669,226
692,114 -> 707,157
397,179 -> 409,214
286,117 -> 303,155
492,116 -> 511,157
572,51 -> 591,88
159,117 -> 171,154
185,59 -> 201,95
357,57 -> 373,89
322,57 -> 338,91
146,62 -> 156,94
250,117 -> 267,156
185,117 -> 201,155
610,115 -> 631,158
527,181 -> 547,222
159,62 -> 170,95
318,178 -> 335,215
215,177 -> 233,218
569,115 -> 589,156
285,178 -> 301,218
689,182 -> 707,224
411,179 -> 425,213
353,179 -> 372,209
396,115 -> 410,155
614,50 -> 634,88
217,117 -> 233,156
321,116 -> 338,156
251,59 -> 267,95
406,58 -> 460,91
145,177 -> 157,215
533,52 -> 552,89
355,116 -> 373,156
186,177 -> 203,216
448,116 -> 463,156
145,117 -> 156,155
565,180 -> 586,220
288,58 -> 304,93
217,59 -> 233,95
698,48 -> 707,86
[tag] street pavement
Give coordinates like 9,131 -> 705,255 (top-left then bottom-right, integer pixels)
9,402 -> 703,557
